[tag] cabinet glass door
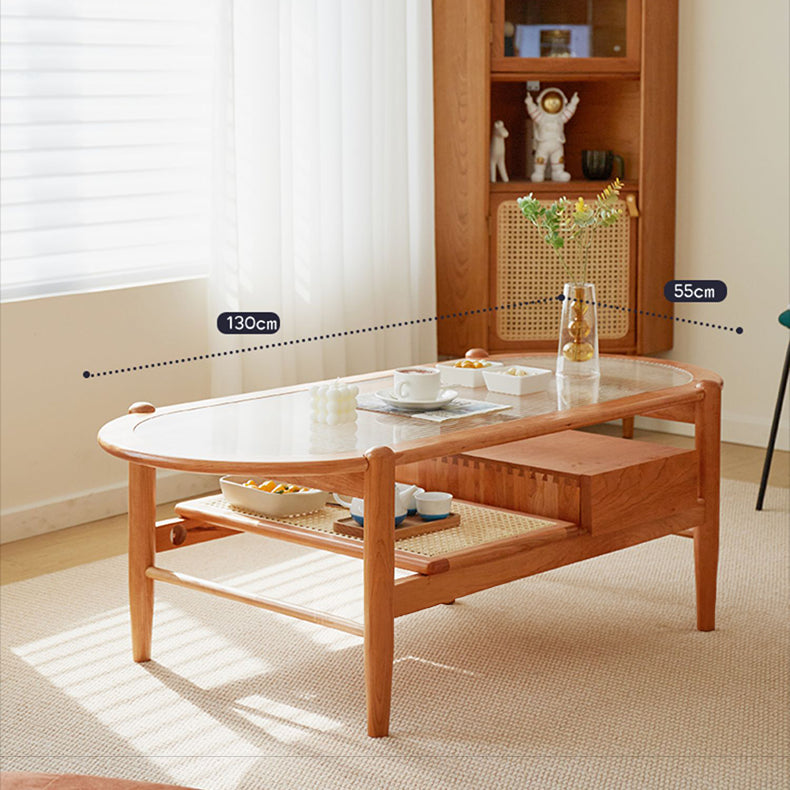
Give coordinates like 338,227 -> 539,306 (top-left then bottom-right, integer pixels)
505,0 -> 627,58
492,0 -> 641,74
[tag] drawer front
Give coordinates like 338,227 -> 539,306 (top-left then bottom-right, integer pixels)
399,442 -> 700,537
582,450 -> 698,535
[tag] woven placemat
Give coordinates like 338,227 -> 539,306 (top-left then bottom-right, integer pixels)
191,495 -> 557,558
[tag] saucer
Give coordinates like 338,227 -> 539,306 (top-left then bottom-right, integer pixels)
375,389 -> 458,411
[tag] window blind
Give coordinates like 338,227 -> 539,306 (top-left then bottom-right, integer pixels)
0,0 -> 216,300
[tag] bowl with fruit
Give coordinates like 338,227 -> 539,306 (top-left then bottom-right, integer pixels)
437,358 -> 503,388
482,364 -> 552,395
220,476 -> 328,517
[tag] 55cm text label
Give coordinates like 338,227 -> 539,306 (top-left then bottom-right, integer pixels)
664,280 -> 727,303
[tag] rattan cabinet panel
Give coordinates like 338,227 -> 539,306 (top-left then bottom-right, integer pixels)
494,197 -> 631,342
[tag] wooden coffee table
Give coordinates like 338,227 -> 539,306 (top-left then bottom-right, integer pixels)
98,353 -> 721,737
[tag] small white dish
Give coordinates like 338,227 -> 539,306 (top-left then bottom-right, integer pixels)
375,389 -> 458,411
221,476 -> 327,517
437,359 -> 503,388
482,365 -> 553,395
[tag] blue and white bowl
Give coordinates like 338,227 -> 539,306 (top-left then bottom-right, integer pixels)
334,494 -> 407,527
351,512 -> 408,527
415,491 -> 453,521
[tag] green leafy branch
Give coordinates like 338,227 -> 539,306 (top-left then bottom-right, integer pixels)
516,178 -> 624,285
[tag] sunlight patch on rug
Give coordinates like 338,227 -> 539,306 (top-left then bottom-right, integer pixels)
11,600 -> 275,758
234,694 -> 342,743
207,547 -> 406,652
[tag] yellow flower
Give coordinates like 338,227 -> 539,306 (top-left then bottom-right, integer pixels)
575,197 -> 587,213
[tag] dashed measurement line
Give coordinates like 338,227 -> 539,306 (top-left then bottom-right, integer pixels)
82,294 -> 743,379
562,294 -> 744,334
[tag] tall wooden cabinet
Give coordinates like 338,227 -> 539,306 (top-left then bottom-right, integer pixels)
432,0 -> 678,357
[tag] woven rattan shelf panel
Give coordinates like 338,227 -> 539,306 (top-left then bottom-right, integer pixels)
495,198 -> 630,342
175,495 -> 571,575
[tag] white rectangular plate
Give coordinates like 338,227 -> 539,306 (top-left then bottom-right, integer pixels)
438,359 -> 503,388
482,365 -> 553,395
220,476 -> 328,517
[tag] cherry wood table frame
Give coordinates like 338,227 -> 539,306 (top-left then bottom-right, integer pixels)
98,354 -> 722,737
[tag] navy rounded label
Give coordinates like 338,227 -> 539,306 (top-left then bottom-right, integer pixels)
664,280 -> 727,303
217,312 -> 281,334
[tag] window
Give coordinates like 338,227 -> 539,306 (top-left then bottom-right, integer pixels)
0,0 -> 216,300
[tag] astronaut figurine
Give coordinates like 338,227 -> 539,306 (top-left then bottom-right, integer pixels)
526,87 -> 580,182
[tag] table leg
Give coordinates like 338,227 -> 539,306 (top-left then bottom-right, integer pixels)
129,462 -> 156,661
363,446 -> 396,737
694,380 -> 721,631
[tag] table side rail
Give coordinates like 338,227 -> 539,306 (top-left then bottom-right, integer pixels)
145,566 -> 364,636
172,497 -> 581,576
155,517 -> 239,552
394,504 -> 706,617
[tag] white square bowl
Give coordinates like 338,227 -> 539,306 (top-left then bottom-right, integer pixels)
437,359 -> 503,388
220,476 -> 328,517
482,365 -> 553,395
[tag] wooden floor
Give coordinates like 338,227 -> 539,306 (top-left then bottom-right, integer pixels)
1,429 -> 787,586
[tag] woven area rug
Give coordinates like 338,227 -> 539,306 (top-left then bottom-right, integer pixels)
1,480 -> 788,790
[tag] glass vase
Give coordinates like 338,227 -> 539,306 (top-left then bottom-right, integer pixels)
557,282 -> 600,379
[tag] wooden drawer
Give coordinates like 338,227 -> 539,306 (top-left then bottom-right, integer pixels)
398,431 -> 699,536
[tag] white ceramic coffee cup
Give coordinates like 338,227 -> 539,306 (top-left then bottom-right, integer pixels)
393,367 -> 441,401
415,491 -> 453,521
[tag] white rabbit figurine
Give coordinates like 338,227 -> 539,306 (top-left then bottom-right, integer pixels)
490,120 -> 509,183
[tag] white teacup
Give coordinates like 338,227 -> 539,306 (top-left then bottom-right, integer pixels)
415,491 -> 453,521
347,497 -> 366,525
333,493 -> 407,526
396,483 -> 424,515
393,367 -> 441,401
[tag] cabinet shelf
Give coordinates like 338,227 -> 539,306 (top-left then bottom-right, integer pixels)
490,78 -> 641,184
490,179 -> 637,194
491,61 -> 640,82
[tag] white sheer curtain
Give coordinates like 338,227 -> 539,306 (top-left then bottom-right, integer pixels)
209,0 -> 436,396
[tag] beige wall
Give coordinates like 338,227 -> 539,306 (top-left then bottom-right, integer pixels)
0,280 -> 213,541
661,0 -> 789,449
1,0 -> 788,541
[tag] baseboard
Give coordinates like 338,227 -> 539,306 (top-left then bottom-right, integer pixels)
634,416 -> 695,438
0,471 -> 220,544
719,411 -> 789,451
636,411 -> 788,451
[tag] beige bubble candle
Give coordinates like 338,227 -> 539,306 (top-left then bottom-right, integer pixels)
310,380 -> 359,425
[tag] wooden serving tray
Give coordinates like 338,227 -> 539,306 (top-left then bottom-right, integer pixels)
333,512 -> 460,540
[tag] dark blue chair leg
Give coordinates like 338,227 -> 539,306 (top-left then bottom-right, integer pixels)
757,338 -> 790,510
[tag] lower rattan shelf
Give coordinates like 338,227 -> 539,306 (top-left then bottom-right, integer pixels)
174,495 -> 578,576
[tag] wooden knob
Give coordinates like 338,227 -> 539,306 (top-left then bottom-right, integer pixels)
170,525 -> 188,546
465,348 -> 489,360
128,402 -> 155,414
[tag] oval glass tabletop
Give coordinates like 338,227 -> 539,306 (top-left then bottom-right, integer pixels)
100,356 -> 696,469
